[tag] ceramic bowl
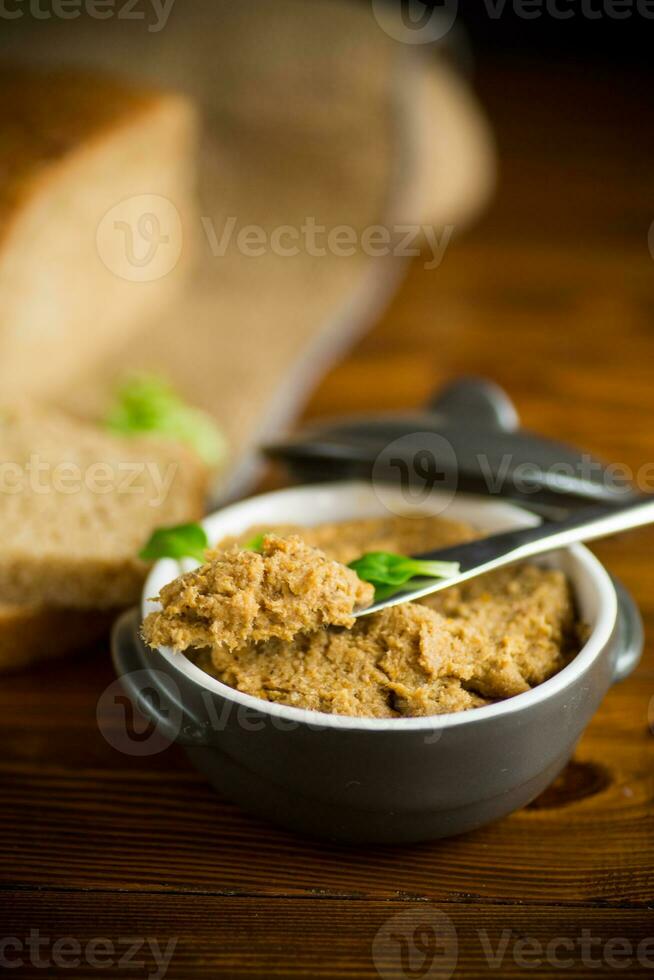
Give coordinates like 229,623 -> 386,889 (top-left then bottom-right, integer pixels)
112,481 -> 643,843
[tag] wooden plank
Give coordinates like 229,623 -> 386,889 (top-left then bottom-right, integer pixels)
1,893 -> 653,979
1,669 -> 652,903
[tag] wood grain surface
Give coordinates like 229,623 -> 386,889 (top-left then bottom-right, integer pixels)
2,61 -> 654,979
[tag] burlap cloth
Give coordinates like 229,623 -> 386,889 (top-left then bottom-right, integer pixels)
3,0 -> 495,499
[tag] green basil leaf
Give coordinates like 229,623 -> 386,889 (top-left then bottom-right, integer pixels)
106,374 -> 226,467
243,532 -> 267,553
140,523 -> 209,563
349,551 -> 460,602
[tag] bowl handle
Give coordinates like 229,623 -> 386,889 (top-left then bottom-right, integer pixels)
610,576 -> 644,684
111,609 -> 209,747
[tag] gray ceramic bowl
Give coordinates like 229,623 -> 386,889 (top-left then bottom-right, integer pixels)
112,482 -> 643,843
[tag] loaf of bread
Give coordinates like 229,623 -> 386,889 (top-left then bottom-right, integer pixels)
0,602 -> 117,673
0,69 -> 197,400
0,405 -> 208,610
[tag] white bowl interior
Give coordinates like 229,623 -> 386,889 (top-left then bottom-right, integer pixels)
142,481 -> 617,730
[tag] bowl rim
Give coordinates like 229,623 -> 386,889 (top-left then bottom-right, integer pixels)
142,480 -> 618,732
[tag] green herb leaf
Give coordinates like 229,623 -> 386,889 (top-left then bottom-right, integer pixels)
348,551 -> 460,602
106,374 -> 226,467
243,532 -> 267,553
140,523 -> 209,564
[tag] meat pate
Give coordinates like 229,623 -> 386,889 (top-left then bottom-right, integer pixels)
147,515 -> 580,719
142,533 -> 374,652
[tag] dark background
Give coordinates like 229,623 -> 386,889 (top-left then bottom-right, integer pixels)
383,0 -> 654,64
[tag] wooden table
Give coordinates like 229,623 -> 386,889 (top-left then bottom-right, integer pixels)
2,61 -> 653,978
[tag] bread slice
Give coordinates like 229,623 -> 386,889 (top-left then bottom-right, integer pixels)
0,602 -> 117,673
0,405 -> 208,609
0,69 -> 197,400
